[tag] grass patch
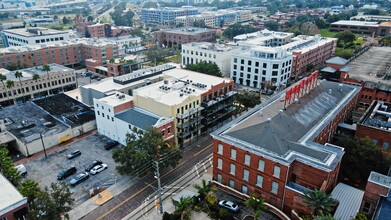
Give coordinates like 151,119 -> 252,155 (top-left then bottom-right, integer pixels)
167,54 -> 181,64
320,29 -> 365,39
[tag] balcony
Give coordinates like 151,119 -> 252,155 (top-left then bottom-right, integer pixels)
176,106 -> 204,119
176,115 -> 205,129
177,124 -> 205,138
201,91 -> 236,108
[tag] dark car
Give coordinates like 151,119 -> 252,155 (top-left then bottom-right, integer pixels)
85,160 -> 103,172
69,172 -> 89,186
90,75 -> 99,79
104,141 -> 118,150
57,166 -> 77,180
67,150 -> 81,159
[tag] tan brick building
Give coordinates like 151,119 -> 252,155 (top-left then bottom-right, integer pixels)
153,27 -> 216,48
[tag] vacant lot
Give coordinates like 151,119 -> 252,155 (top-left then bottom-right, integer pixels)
22,133 -> 125,206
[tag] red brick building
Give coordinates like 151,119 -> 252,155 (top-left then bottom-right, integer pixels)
0,38 -> 119,69
153,27 -> 216,48
356,100 -> 391,149
211,77 -> 361,217
75,15 -> 133,38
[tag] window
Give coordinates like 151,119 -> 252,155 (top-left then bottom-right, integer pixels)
258,160 -> 265,171
243,169 -> 249,181
111,117 -> 114,122
167,127 -> 171,134
230,149 -> 236,160
384,142 -> 390,150
217,158 -> 223,169
242,185 -> 248,194
229,179 -> 235,188
102,113 -> 105,117
230,163 -> 236,175
161,130 -> 165,136
217,174 -> 222,183
128,124 -> 132,129
273,166 -> 280,178
271,181 -> 278,194
244,154 -> 250,166
256,175 -> 263,187
217,144 -> 223,155
97,111 -> 100,115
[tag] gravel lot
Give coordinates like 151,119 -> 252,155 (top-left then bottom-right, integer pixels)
22,133 -> 125,206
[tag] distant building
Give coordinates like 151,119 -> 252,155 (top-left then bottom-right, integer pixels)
329,20 -> 380,35
211,77 -> 361,216
153,27 -> 216,48
141,7 -> 200,26
356,100 -> 391,149
1,27 -> 69,47
181,42 -> 236,76
0,173 -> 28,220
0,64 -> 77,107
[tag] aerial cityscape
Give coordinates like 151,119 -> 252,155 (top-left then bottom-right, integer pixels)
0,0 -> 391,220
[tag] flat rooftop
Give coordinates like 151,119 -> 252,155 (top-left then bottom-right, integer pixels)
347,47 -> 391,86
0,63 -> 73,81
158,27 -> 215,35
134,68 -> 232,106
212,80 -> 361,171
234,29 -> 294,42
331,20 -> 379,27
0,173 -> 27,215
97,93 -> 133,107
183,42 -> 235,52
33,93 -> 95,127
2,27 -> 68,37
0,102 -> 69,143
115,107 -> 162,130
368,171 -> 391,189
360,101 -> 391,133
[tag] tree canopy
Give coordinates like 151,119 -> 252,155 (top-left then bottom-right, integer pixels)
244,194 -> 265,219
223,23 -> 258,39
0,145 -> 22,186
110,2 -> 134,26
112,127 -> 182,177
235,91 -> 261,111
335,30 -> 356,44
303,190 -> 336,217
185,61 -> 222,77
144,46 -> 171,66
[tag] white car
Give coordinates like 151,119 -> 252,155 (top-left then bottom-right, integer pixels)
90,164 -> 108,175
218,200 -> 239,212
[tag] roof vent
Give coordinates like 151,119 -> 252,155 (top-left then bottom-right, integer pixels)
267,118 -> 271,121
328,89 -> 332,95
338,84 -> 343,92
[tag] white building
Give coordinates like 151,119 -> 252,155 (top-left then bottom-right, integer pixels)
93,93 -> 173,145
231,46 -> 292,89
175,14 -> 215,27
181,42 -> 237,76
1,27 -> 69,47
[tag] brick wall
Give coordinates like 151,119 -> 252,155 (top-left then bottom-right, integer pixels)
361,181 -> 389,217
356,124 -> 391,148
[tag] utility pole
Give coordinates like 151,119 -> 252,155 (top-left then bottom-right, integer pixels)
40,133 -> 47,158
153,161 -> 163,214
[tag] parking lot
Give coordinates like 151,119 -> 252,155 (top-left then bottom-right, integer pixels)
22,133 -> 125,206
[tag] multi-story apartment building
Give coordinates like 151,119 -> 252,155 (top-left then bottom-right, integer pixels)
153,27 -> 216,48
0,38 -> 118,69
181,42 -> 237,76
86,24 -> 133,38
232,30 -> 336,88
211,77 -> 361,217
175,10 -> 252,28
93,93 -> 174,145
0,64 -> 77,106
141,7 -> 199,26
133,68 -> 235,147
1,27 -> 69,47
175,14 -> 216,28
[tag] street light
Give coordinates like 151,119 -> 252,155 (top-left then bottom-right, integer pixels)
39,133 -> 47,158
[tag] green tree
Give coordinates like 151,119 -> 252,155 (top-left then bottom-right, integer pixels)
27,181 -> 74,220
110,2 -> 134,26
244,194 -> 265,220
335,30 -> 356,44
0,145 -> 22,186
42,64 -> 52,95
235,91 -> 261,111
379,36 -> 391,46
6,80 -> 14,103
264,21 -> 279,31
334,137 -> 391,186
194,179 -> 214,200
14,71 -> 23,93
144,46 -> 170,66
355,213 -> 368,220
109,58 -> 115,63
185,61 -> 222,77
112,127 -> 182,177
174,196 -> 193,220
19,179 -> 42,204
223,23 -> 258,39
32,73 -> 40,82
313,214 -> 336,220
0,73 -> 8,100
87,15 -> 94,22
303,190 -> 336,217
62,17 -> 69,25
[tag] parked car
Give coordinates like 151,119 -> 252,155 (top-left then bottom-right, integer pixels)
15,164 -> 27,176
67,150 -> 81,159
90,75 -> 99,79
85,160 -> 103,172
81,72 -> 92,77
90,164 -> 108,175
57,166 -> 77,180
97,77 -> 102,81
69,172 -> 89,186
218,200 -> 239,212
104,141 -> 118,150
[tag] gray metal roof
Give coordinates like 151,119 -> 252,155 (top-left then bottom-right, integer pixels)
212,80 -> 361,171
326,56 -> 348,65
340,66 -> 351,72
321,67 -> 337,73
115,108 -> 160,130
331,183 -> 364,220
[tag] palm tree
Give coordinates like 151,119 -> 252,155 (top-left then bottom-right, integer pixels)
14,71 -> 23,93
244,194 -> 265,220
32,73 -> 40,82
0,73 -> 8,100
194,179 -> 214,200
42,64 -> 52,95
6,80 -> 15,103
174,196 -> 193,220
303,190 -> 336,217
313,214 -> 336,220
109,58 -> 115,64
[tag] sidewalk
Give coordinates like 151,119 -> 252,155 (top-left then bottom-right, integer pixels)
122,162 -> 213,220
